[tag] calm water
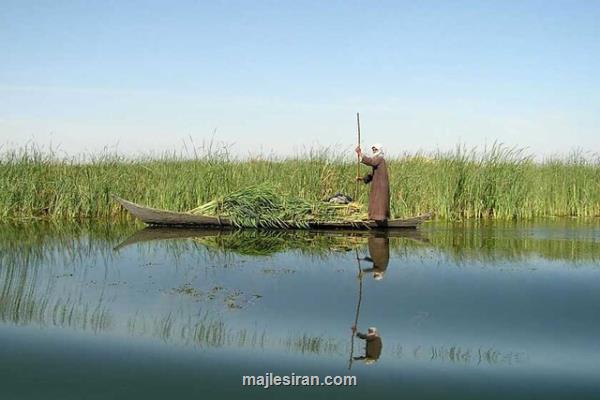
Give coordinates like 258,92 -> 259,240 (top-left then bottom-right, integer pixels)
1,221 -> 599,399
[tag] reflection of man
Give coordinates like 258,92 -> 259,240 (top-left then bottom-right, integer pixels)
361,236 -> 390,280
351,326 -> 382,364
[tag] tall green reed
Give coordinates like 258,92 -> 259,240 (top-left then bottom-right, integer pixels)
1,143 -> 598,221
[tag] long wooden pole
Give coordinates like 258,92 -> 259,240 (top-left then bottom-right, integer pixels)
355,112 -> 361,202
348,248 -> 363,370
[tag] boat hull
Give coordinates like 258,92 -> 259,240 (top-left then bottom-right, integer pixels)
113,196 -> 431,230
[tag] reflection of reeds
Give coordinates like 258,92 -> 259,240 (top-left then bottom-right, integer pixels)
427,345 -> 527,366
110,306 -> 341,354
0,221 -> 132,270
0,276 -> 113,334
407,344 -> 527,366
1,256 -> 363,360
416,221 -> 600,263
281,334 -> 341,355
127,311 -> 340,355
1,220 -> 598,283
0,256 -> 528,367
0,223 -> 565,372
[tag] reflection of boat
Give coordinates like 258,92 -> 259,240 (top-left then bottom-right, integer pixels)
113,228 -> 222,250
113,226 -> 430,252
113,196 -> 431,230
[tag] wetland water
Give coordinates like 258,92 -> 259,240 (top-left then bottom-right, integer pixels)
1,221 -> 599,399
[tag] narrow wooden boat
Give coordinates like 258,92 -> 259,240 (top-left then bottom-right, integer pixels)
113,196 -> 431,230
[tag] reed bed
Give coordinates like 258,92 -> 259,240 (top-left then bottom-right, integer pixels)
1,144 -> 599,221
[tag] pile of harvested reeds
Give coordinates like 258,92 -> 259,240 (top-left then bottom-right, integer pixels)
188,184 -> 366,228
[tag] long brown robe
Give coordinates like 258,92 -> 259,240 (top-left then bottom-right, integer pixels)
361,155 -> 390,221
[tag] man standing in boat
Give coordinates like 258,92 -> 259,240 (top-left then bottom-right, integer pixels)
355,144 -> 391,224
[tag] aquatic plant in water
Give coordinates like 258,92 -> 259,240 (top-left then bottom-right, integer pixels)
2,143 -> 599,220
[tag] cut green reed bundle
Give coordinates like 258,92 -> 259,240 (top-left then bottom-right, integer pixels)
188,184 -> 365,228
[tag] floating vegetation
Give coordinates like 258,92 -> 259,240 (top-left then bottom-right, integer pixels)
172,283 -> 203,298
261,268 -> 296,275
171,284 -> 261,309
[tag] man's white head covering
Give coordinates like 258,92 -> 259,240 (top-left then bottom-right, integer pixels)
371,143 -> 384,157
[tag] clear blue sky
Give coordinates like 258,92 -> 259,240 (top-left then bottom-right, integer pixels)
1,0 -> 599,157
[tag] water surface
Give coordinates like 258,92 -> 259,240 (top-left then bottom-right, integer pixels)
1,221 -> 599,399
